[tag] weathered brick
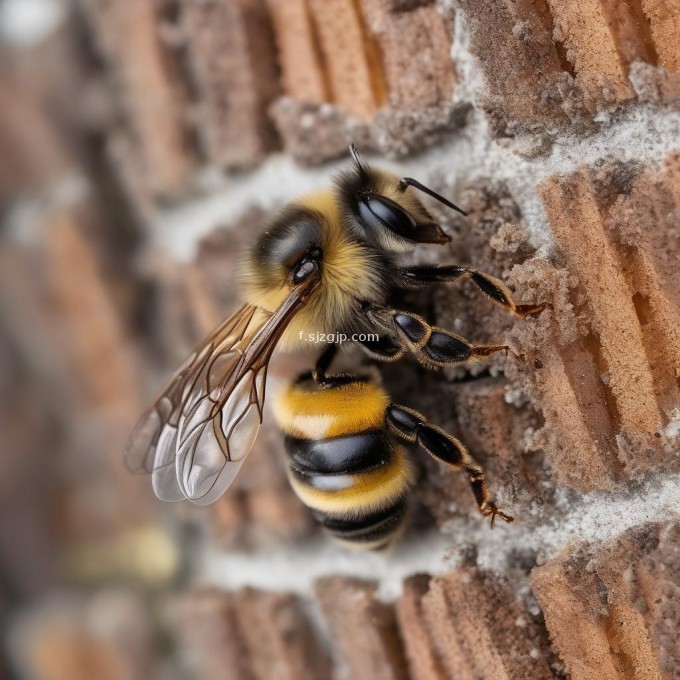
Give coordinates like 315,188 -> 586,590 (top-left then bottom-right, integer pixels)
455,0 -> 680,138
81,0 -> 197,198
267,0 -> 327,104
182,0 -> 280,169
642,0 -> 680,71
151,256 -> 222,363
11,594 -> 159,680
541,170 -> 660,433
395,575 -> 447,680
546,0 -> 635,107
417,567 -> 555,680
530,159 -> 680,482
269,98 -> 374,164
307,0 -> 384,121
454,0 -> 571,136
360,0 -> 455,112
234,588 -> 331,680
0,336 -> 60,597
0,79 -> 73,209
269,0 -> 463,160
315,577 -> 408,680
0,213 -> 141,420
532,521 -> 680,679
179,589 -> 254,680
448,377 -> 553,513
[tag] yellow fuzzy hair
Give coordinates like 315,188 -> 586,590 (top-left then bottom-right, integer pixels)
242,190 -> 384,350
273,380 -> 390,439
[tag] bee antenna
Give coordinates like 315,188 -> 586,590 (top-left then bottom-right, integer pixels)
349,143 -> 367,175
399,177 -> 468,217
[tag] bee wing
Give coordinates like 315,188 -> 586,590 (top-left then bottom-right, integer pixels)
125,269 -> 319,506
124,304 -> 261,502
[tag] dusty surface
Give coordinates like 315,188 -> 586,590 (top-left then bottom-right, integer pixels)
2,1 -> 680,679
533,520 -> 680,680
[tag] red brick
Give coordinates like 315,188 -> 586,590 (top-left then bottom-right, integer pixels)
82,0 -> 197,197
455,0 -> 680,136
0,79 -> 73,208
12,594 -> 159,680
532,521 -> 680,679
534,160 -> 680,476
499,157 -> 680,491
642,0 -> 680,71
360,0 -> 455,112
314,577 -> 408,680
454,0 -> 570,136
417,567 -> 555,680
307,0 -> 384,121
234,588 -> 331,680
546,0 -> 635,107
267,0 -> 328,103
395,575 -> 447,680
541,170 -> 660,432
182,0 -> 280,168
179,589 -> 254,680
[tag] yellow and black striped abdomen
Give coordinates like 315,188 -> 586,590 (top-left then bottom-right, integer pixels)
274,378 -> 413,549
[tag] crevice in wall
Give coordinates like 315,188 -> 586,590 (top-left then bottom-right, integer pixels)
583,332 -> 624,453
351,0 -> 389,109
533,0 -> 578,78
558,332 -> 619,468
624,253 -> 679,423
628,0 -> 661,67
305,0 -> 334,103
631,291 -> 651,326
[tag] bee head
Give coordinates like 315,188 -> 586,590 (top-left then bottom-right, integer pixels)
336,144 -> 466,253
242,196 -> 383,328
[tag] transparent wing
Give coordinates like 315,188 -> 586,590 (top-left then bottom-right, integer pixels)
125,267 -> 319,506
124,304 -> 261,502
174,358 -> 269,505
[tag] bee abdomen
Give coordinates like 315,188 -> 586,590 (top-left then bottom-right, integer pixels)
285,431 -> 391,474
273,379 -> 389,440
285,432 -> 412,548
312,498 -> 408,548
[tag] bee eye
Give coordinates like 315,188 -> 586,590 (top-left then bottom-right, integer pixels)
356,195 -> 417,239
293,259 -> 317,283
353,194 -> 450,251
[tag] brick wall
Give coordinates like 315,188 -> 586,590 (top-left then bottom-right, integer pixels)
2,1 -> 680,678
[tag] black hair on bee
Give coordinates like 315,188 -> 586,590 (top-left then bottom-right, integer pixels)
335,144 -> 455,253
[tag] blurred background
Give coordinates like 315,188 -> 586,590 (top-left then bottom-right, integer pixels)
0,0 -> 470,676
0,1 -> 190,676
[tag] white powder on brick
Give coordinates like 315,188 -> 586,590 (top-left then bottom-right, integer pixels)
198,472 -> 680,600
151,103 -> 680,263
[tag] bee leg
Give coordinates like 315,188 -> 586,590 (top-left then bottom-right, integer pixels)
386,404 -> 513,526
312,344 -> 339,384
355,334 -> 405,362
365,306 -> 526,368
396,265 -> 547,317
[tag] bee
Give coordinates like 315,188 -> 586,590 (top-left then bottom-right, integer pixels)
125,145 -> 545,545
